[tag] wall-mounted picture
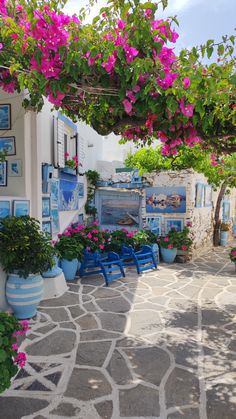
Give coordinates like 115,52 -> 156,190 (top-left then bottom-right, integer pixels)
59,178 -> 79,211
195,183 -> 204,208
0,201 -> 11,218
50,178 -> 59,207
42,221 -> 52,236
99,191 -> 140,227
0,136 -> 16,156
42,197 -> 51,218
51,208 -> 60,234
204,185 -> 212,207
78,182 -> 84,198
13,200 -> 30,217
9,159 -> 22,177
79,213 -> 84,224
165,218 -> 184,233
145,216 -> 162,235
0,104 -> 11,130
0,161 -> 7,186
146,186 -> 186,213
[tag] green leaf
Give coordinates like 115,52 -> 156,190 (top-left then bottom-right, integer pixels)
217,44 -> 224,56
207,46 -> 214,59
166,96 -> 179,113
0,349 -> 7,363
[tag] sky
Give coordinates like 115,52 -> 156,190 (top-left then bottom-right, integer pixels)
64,0 -> 236,51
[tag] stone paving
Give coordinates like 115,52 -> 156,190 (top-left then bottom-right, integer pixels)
1,247 -> 236,419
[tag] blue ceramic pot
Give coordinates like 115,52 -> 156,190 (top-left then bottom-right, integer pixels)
61,258 -> 78,281
6,274 -> 43,319
160,247 -> 177,263
220,231 -> 228,246
42,256 -> 62,278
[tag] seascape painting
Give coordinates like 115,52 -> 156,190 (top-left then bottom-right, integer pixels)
50,179 -> 59,207
146,187 -> 186,213
0,201 -> 10,218
100,192 -> 140,227
51,208 -> 60,233
59,178 -> 79,211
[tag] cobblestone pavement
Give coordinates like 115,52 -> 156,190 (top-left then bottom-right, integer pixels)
1,247 -> 236,419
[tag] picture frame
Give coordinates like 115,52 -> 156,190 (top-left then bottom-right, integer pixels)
204,185 -> 212,207
79,213 -> 84,224
0,200 -> 11,218
51,208 -> 60,234
165,218 -> 184,233
146,186 -> 186,213
0,104 -> 11,130
195,183 -> 204,208
42,197 -> 51,218
0,161 -> 7,186
78,182 -> 84,198
8,159 -> 22,177
145,216 -> 162,235
50,178 -> 59,207
42,221 -> 52,236
13,200 -> 30,217
0,137 -> 16,156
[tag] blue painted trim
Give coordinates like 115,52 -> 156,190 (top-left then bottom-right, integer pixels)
58,112 -> 77,131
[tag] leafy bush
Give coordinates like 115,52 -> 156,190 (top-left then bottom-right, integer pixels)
133,230 -> 157,249
159,227 -> 192,251
0,313 -> 28,394
0,216 -> 55,278
55,235 -> 84,260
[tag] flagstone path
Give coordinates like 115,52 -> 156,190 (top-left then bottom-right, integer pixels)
0,247 -> 236,419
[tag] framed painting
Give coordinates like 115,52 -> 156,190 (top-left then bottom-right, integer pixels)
165,218 -> 184,233
79,213 -> 84,224
0,104 -> 11,130
78,182 -> 84,198
204,185 -> 212,207
99,190 -> 140,228
8,159 -> 22,177
146,186 -> 186,213
59,178 -> 79,211
50,178 -> 59,207
13,200 -> 30,217
42,197 -> 51,218
42,221 -> 52,236
0,137 -> 16,156
51,208 -> 60,234
0,201 -> 11,218
195,183 -> 204,208
145,216 -> 162,235
0,161 -> 7,186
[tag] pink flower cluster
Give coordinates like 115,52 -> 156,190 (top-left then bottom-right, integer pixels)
12,320 -> 29,369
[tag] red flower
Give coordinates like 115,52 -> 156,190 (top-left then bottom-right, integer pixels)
167,244 -> 173,249
181,245 -> 187,251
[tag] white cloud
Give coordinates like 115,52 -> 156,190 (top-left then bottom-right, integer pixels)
64,0 -> 107,22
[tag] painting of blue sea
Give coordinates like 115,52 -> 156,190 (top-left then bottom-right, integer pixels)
101,194 -> 140,226
146,187 -> 186,213
50,179 -> 59,207
0,201 -> 10,218
59,179 -> 79,211
0,104 -> 11,130
51,208 -> 60,233
13,200 -> 30,217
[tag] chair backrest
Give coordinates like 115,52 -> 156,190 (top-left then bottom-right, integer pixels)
121,244 -> 134,256
83,249 -> 101,262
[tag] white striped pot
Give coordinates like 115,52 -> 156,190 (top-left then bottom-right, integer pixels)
6,274 -> 44,319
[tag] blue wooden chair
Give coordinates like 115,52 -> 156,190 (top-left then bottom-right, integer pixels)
121,244 -> 157,274
79,250 -> 125,286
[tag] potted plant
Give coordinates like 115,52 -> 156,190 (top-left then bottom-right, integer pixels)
229,247 -> 236,271
0,313 -> 28,394
55,234 -> 83,281
159,231 -> 178,263
133,230 -> 160,263
63,153 -> 79,175
0,216 -> 55,319
42,241 -> 62,278
220,222 -> 230,246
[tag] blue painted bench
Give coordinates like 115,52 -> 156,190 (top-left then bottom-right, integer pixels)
121,244 -> 157,274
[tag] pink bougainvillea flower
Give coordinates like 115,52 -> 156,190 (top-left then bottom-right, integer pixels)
126,90 -> 136,103
122,99 -> 132,114
102,53 -> 117,73
117,19 -> 126,31
183,77 -> 191,89
0,43 -> 3,49
11,343 -> 18,351
181,245 -> 188,251
167,244 -> 173,249
124,45 -> 139,64
19,320 -> 29,333
179,98 -> 194,117
144,9 -> 153,19
132,84 -> 140,93
15,352 -> 27,368
47,91 -> 66,107
157,72 -> 178,89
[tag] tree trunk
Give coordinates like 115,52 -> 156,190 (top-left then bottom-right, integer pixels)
213,181 -> 227,246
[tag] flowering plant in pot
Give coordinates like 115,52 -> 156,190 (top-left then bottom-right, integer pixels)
0,216 -> 55,319
159,231 -> 178,263
64,152 -> 79,171
55,234 -> 84,281
69,222 -> 107,253
104,228 -> 136,254
0,313 -> 28,394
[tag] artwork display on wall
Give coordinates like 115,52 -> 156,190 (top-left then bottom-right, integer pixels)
50,179 -> 59,206
0,104 -> 11,130
78,183 -> 84,198
0,137 -> 15,155
42,197 -> 51,218
146,187 -> 186,213
13,200 -> 30,217
0,161 -> 7,186
0,201 -> 11,218
42,221 -> 52,236
165,218 -> 184,233
59,178 -> 79,211
51,208 -> 60,233
8,159 -> 22,177
195,183 -> 204,208
204,185 -> 212,207
99,191 -> 140,227
145,216 -> 162,235
79,213 -> 84,223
